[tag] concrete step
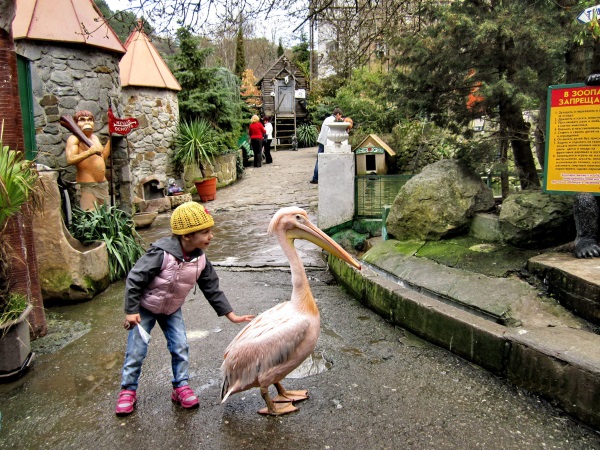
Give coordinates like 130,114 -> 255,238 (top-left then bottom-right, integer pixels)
327,242 -> 600,430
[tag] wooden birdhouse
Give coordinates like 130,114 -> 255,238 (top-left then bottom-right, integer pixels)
354,134 -> 396,175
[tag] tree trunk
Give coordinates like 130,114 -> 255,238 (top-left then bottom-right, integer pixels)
508,108 -> 540,190
534,97 -> 546,170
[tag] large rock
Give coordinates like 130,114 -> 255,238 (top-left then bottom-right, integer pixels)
499,190 -> 574,248
386,160 -> 495,240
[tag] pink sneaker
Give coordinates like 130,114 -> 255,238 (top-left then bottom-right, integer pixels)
115,389 -> 136,416
171,385 -> 199,409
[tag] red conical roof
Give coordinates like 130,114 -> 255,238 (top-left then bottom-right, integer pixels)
120,22 -> 181,91
13,0 -> 125,54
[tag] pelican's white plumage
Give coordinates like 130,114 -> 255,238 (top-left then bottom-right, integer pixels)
221,207 -> 361,415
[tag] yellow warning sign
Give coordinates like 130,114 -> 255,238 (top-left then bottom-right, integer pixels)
545,84 -> 600,194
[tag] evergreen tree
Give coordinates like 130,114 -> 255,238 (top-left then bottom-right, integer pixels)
389,0 -> 581,190
234,26 -> 246,78
172,27 -> 245,149
94,0 -> 148,43
277,38 -> 284,57
291,33 -> 310,80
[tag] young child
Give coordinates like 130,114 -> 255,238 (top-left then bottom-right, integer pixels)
115,201 -> 254,416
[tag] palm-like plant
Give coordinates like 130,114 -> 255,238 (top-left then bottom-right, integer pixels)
69,203 -> 145,282
297,123 -> 318,148
173,120 -> 222,179
0,126 -> 39,322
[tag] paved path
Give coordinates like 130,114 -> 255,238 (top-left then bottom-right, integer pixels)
1,147 -> 599,449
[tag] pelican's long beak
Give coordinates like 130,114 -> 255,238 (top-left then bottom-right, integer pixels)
289,220 -> 361,270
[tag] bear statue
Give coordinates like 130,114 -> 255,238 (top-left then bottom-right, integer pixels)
572,74 -> 600,258
574,193 -> 600,258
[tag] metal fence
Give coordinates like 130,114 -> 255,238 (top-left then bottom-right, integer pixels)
355,174 -> 413,218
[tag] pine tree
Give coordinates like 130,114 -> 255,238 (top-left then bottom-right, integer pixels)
234,26 -> 246,78
277,38 -> 284,57
172,27 -> 245,149
389,1 -> 580,190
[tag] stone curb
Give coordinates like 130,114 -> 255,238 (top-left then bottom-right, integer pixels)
327,255 -> 600,430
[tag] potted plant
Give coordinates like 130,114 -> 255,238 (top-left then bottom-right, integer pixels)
0,131 -> 39,380
173,120 -> 222,201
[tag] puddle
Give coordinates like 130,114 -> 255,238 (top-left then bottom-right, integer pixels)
286,352 -> 331,379
321,327 -> 342,339
187,329 -> 210,341
399,330 -> 433,349
341,347 -> 364,357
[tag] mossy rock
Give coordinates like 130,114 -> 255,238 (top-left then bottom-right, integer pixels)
415,236 -> 544,277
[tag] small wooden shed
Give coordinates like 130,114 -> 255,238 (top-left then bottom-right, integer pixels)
256,55 -> 308,149
354,134 -> 396,175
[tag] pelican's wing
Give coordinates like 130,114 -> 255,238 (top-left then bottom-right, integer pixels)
220,303 -> 310,401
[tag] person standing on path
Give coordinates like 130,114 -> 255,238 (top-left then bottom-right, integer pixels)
263,116 -> 273,164
115,202 -> 254,416
310,107 -> 343,184
249,115 -> 266,168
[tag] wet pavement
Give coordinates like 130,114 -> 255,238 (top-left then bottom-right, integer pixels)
1,147 -> 600,449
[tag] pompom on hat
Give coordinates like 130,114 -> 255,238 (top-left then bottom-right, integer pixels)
171,202 -> 214,235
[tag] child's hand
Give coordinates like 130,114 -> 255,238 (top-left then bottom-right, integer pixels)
124,313 -> 141,330
225,312 -> 255,323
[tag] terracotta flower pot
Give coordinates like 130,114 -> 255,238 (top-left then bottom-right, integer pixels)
194,177 -> 217,202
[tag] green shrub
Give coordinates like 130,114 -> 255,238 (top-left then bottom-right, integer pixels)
296,124 -> 318,148
69,204 -> 145,282
0,293 -> 27,327
173,120 -> 222,178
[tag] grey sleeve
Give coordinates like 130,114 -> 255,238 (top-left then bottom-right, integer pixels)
124,248 -> 164,314
197,258 -> 233,316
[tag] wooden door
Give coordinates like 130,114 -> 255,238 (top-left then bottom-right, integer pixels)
275,80 -> 295,116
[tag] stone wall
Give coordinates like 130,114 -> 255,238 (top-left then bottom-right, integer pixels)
182,153 -> 238,190
14,41 -> 133,210
122,87 -> 179,192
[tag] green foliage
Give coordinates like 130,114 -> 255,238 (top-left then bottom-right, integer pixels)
296,124 -> 318,148
277,39 -> 285,57
173,120 -> 222,178
93,0 -> 149,43
386,1 -> 574,184
291,33 -> 311,81
234,27 -> 246,78
69,204 -> 145,282
330,66 -> 399,134
387,119 -> 460,173
0,127 -> 38,229
172,27 -> 246,150
0,292 -> 27,327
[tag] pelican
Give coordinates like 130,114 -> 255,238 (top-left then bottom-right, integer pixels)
221,207 -> 361,415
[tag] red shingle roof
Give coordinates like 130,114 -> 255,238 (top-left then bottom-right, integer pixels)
13,0 -> 125,54
119,23 -> 181,91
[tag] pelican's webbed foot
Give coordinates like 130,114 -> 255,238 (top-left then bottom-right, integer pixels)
272,382 -> 309,403
259,386 -> 299,415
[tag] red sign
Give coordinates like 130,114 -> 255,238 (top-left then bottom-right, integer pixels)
108,108 -> 139,135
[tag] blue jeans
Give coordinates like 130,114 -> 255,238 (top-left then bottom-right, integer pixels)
120,306 -> 190,391
312,143 -> 325,182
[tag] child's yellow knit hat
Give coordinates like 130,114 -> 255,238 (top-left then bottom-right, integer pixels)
171,202 -> 214,235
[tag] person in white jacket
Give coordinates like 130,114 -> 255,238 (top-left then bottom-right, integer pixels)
263,116 -> 274,164
310,107 -> 342,184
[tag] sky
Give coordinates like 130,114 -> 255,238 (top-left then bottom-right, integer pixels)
102,0 -> 309,44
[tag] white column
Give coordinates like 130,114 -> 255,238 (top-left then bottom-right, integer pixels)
318,122 -> 354,230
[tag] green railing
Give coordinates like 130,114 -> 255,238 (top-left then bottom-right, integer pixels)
355,174 -> 413,218
356,172 -> 544,219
